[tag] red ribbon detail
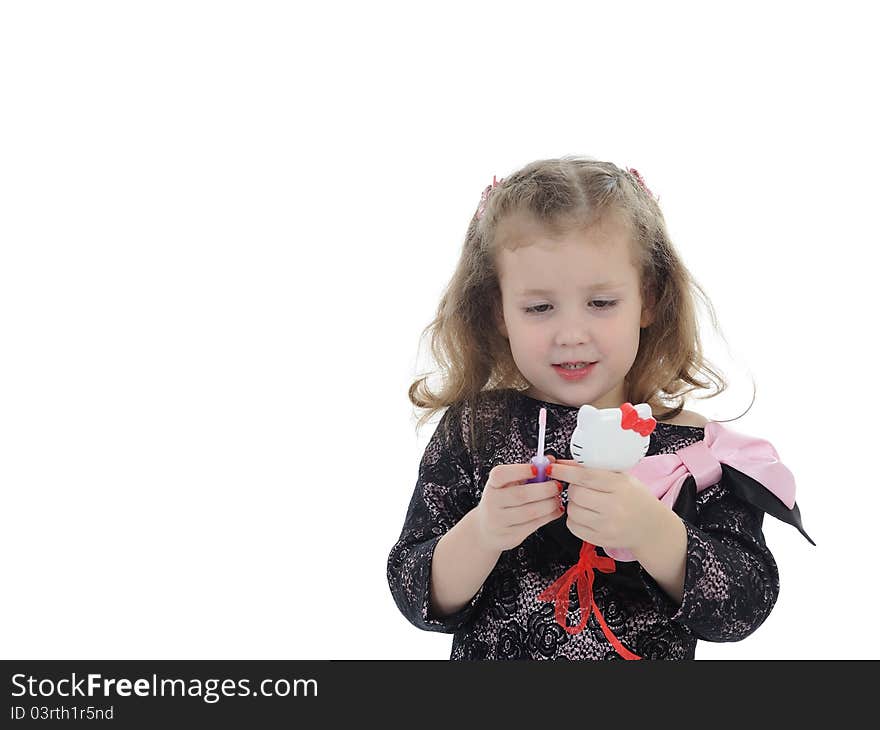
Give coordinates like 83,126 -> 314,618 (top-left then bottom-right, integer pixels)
538,541 -> 642,660
620,402 -> 657,437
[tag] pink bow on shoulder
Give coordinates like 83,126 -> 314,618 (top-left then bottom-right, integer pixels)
605,421 -> 797,562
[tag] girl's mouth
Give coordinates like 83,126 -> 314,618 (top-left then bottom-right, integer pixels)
552,362 -> 597,381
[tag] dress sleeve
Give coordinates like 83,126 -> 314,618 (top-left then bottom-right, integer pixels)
386,401 -> 486,633
638,479 -> 781,642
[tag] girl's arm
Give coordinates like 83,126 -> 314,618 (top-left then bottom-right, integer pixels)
629,506 -> 687,605
637,481 -> 780,642
429,507 -> 502,617
387,402 -> 490,633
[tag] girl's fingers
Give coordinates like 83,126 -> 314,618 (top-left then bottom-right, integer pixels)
501,480 -> 562,507
511,510 -> 561,539
488,463 -> 538,488
507,495 -> 564,527
548,461 -> 598,488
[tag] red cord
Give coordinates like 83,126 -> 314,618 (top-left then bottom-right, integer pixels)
538,542 -> 642,660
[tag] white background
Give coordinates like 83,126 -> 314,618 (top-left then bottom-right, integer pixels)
1,1 -> 876,659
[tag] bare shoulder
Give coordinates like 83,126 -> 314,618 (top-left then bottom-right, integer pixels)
657,409 -> 709,428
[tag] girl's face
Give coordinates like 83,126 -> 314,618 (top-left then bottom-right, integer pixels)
494,213 -> 653,409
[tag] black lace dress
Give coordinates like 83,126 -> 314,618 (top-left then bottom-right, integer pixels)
387,389 -> 803,660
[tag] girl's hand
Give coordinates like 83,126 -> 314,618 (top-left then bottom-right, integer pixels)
548,459 -> 664,552
474,462 -> 565,553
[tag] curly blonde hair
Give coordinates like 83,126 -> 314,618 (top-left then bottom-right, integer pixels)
409,155 -> 746,448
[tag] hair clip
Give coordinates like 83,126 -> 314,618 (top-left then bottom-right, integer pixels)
475,175 -> 503,220
626,167 -> 658,202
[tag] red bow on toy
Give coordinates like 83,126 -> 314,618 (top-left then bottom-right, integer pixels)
619,402 -> 657,437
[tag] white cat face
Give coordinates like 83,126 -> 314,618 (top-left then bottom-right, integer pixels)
570,403 -> 654,471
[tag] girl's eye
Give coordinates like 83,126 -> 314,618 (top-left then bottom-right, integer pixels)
524,300 -> 618,314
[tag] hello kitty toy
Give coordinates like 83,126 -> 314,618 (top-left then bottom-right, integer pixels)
570,402 -> 657,471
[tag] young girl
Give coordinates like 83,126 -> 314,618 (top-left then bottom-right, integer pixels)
386,156 -> 813,660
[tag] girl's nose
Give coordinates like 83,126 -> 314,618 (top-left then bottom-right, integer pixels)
557,318 -> 590,345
